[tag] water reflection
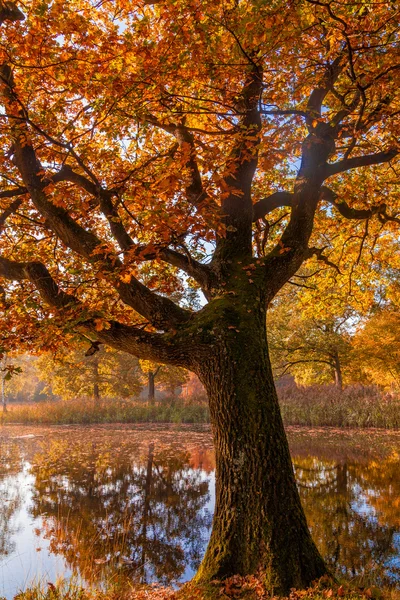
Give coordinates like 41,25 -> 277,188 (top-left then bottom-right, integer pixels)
295,456 -> 400,585
0,427 -> 399,598
30,439 -> 212,586
0,441 -> 23,559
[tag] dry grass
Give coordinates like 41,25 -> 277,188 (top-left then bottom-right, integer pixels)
279,384 -> 400,428
2,397 -> 209,425
2,385 -> 400,429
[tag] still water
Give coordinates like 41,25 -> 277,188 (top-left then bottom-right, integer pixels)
0,425 -> 400,598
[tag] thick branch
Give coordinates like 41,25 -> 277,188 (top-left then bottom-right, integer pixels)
132,245 -> 213,298
0,1 -> 24,24
0,255 -> 191,366
306,54 -> 345,122
145,115 -> 209,207
252,191 -> 293,221
325,148 -> 399,178
321,186 -> 400,224
0,256 -> 26,280
0,186 -> 27,199
0,196 -> 23,230
50,166 -> 213,290
213,64 -> 263,262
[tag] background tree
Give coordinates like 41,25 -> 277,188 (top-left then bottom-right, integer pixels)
139,359 -> 189,403
0,0 -> 400,590
37,346 -> 142,401
269,290 -> 354,389
352,308 -> 400,390
0,353 -> 23,411
5,354 -> 49,403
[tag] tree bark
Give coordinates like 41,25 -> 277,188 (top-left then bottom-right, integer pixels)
194,298 -> 326,593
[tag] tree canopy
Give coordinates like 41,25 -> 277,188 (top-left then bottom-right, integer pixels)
0,0 -> 399,356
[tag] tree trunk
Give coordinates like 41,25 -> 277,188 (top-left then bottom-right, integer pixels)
333,351 -> 343,390
1,354 -> 7,414
148,371 -> 155,405
93,381 -> 100,403
92,355 -> 100,403
194,302 -> 326,593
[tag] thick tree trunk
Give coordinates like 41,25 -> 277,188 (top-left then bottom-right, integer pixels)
194,301 -> 326,593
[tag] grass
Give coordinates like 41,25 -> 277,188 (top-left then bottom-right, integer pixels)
2,397 -> 210,425
2,385 -> 400,428
279,384 -> 400,429
9,576 -> 400,600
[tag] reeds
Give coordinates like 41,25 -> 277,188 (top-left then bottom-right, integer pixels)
2,397 -> 210,426
279,384 -> 400,429
3,385 -> 400,429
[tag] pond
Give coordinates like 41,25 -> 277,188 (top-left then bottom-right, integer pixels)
0,424 -> 400,598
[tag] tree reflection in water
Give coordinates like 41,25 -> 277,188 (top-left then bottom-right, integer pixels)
0,430 -> 399,591
29,439 -> 213,586
0,441 -> 23,559
294,452 -> 400,586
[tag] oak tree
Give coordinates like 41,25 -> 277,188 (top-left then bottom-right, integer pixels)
0,0 -> 399,591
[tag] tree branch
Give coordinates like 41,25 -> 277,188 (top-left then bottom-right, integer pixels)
0,1 -> 24,25
0,63 -> 191,329
0,196 -> 23,230
0,186 -> 28,199
325,148 -> 399,178
131,245 -> 214,298
144,115 -> 212,208
307,246 -> 342,274
277,358 -> 334,377
320,186 -> 400,224
306,54 -> 345,123
252,191 -> 293,221
0,255 -> 191,366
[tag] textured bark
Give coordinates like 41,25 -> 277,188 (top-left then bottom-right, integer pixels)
193,294 -> 326,593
